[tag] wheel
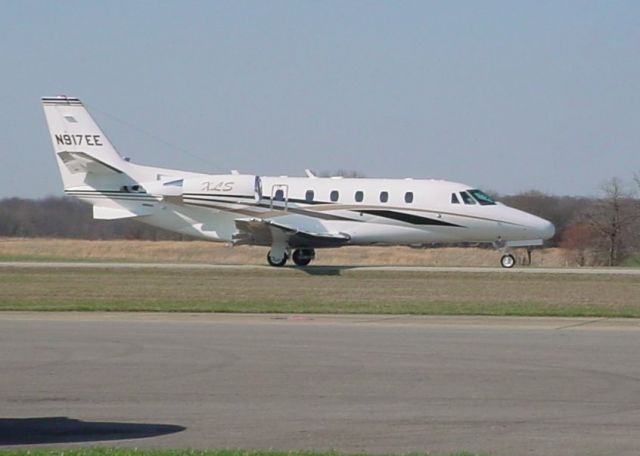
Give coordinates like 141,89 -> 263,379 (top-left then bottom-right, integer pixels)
267,251 -> 287,267
500,254 -> 516,269
292,249 -> 314,267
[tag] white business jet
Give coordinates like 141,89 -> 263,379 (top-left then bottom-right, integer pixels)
42,96 -> 554,268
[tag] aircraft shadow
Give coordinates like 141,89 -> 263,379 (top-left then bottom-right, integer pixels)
293,265 -> 359,276
0,417 -> 185,445
292,265 -> 395,276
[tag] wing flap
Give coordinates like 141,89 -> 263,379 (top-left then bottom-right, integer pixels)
233,218 -> 350,248
93,205 -> 154,220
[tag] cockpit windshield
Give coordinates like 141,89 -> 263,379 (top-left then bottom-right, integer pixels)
468,189 -> 496,205
460,191 -> 476,205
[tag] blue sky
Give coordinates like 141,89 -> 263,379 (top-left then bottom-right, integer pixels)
1,0 -> 638,198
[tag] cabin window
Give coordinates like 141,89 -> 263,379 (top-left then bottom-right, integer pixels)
305,190 -> 314,202
355,191 -> 364,202
330,190 -> 339,202
404,192 -> 414,203
380,191 -> 389,203
451,193 -> 460,204
460,191 -> 476,205
468,189 -> 496,205
274,189 -> 285,201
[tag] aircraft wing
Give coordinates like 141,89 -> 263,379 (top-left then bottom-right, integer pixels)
233,218 -> 350,248
93,205 -> 155,220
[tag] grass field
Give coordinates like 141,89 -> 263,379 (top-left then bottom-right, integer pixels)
623,254 -> 640,267
0,450 -> 484,456
1,265 -> 638,317
0,238 -> 568,267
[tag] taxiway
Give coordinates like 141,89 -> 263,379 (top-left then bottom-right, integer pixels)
1,313 -> 640,455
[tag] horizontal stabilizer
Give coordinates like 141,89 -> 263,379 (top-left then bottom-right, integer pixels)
57,151 -> 123,175
93,205 -> 154,220
233,218 -> 350,248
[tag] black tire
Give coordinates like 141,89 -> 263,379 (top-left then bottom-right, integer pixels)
500,254 -> 516,269
267,251 -> 287,267
292,249 -> 313,267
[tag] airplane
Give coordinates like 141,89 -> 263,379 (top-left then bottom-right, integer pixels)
42,95 -> 555,268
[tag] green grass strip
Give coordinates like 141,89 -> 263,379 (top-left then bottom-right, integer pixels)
1,266 -> 639,318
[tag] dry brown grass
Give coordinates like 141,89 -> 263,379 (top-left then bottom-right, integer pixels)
0,237 -> 571,267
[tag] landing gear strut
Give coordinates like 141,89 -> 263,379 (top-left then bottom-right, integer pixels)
292,248 -> 315,267
500,254 -> 516,269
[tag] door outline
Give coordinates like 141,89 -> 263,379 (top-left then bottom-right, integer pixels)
270,184 -> 289,211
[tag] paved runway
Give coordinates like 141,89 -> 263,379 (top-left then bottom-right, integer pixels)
2,313 -> 640,455
2,261 -> 640,274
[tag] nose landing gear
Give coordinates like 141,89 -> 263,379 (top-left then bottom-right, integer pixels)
494,239 -> 517,269
500,254 -> 516,269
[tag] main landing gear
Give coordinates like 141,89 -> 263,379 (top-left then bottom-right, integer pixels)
292,248 -> 315,266
267,251 -> 288,267
266,248 -> 316,267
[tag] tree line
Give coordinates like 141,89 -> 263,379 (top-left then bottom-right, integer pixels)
0,196 -> 188,241
1,176 -> 639,265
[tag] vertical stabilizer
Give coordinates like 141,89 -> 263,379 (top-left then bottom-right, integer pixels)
42,96 -> 132,189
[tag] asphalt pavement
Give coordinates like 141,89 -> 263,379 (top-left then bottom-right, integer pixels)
1,312 -> 640,455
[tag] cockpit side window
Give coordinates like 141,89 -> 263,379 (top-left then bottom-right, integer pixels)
460,191 -> 476,205
468,189 -> 496,205
451,193 -> 460,204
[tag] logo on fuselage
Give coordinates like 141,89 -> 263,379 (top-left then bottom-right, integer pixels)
201,181 -> 235,192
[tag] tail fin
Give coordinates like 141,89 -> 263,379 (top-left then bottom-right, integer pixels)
42,96 -> 132,189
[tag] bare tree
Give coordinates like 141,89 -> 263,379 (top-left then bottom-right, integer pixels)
582,178 -> 637,266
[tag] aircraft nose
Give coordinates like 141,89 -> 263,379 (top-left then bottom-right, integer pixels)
535,218 -> 555,240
